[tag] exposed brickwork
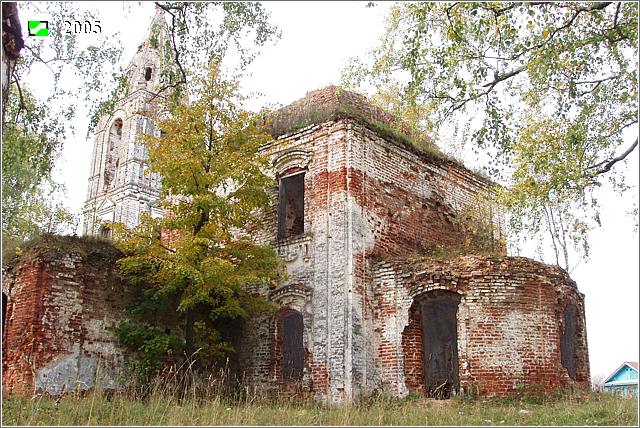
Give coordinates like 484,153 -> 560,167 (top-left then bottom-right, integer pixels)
267,86 -> 411,140
234,87 -> 586,403
372,256 -> 590,397
401,301 -> 424,394
2,237 -> 132,395
4,86 -> 589,402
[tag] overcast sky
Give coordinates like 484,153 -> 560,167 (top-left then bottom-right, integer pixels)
18,1 -> 639,381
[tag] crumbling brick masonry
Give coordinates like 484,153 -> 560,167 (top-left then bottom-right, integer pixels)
2,237 -> 132,395
2,87 -> 589,403
236,87 -> 589,403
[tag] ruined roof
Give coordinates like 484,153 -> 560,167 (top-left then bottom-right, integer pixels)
3,234 -> 123,271
266,86 -> 494,186
268,86 -> 410,136
383,254 -> 579,288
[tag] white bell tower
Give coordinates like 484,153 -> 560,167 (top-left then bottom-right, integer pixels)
82,10 -> 171,236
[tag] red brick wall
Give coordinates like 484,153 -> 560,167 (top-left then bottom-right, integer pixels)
402,301 -> 424,394
2,237 -> 133,395
345,119 -> 500,259
373,255 -> 590,397
248,109 -> 506,401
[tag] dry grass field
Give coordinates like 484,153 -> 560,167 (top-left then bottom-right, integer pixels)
2,387 -> 637,426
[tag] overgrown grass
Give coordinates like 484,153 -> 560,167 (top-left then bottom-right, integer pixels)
2,233 -> 122,269
2,388 -> 636,426
264,86 -> 490,181
271,104 -> 455,166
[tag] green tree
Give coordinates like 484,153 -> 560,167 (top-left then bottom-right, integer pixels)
112,65 -> 282,377
345,1 -> 638,270
143,1 -> 279,106
2,2 -> 123,257
1,84 -> 76,260
3,1 -> 279,258
89,1 -> 280,148
13,2 -> 123,132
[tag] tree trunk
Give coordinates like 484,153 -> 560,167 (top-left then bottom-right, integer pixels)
184,308 -> 195,360
178,308 -> 195,400
1,2 -> 24,126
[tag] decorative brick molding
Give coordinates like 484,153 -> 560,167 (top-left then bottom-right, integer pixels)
271,148 -> 313,178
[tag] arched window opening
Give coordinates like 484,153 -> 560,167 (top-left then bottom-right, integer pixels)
103,119 -> 123,190
561,304 -> 578,380
280,310 -> 304,380
144,67 -> 152,82
419,290 -> 461,399
278,171 -> 305,240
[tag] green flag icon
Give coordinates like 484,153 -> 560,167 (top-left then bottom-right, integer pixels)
28,21 -> 49,37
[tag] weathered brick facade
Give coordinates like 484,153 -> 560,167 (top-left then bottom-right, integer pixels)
235,86 -> 589,403
374,256 -> 589,397
2,237 -> 131,395
2,86 -> 590,402
2,7 -> 592,401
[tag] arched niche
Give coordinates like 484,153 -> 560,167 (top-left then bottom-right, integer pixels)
560,303 -> 578,380
103,118 -> 123,190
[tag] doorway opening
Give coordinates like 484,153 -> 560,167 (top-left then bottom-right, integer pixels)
419,290 -> 461,399
279,310 -> 304,381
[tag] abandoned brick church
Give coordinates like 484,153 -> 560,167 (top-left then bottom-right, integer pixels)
2,14 -> 590,404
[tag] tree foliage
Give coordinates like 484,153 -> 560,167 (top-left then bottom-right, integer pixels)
2,2 -> 122,254
1,84 -> 76,260
150,1 -> 280,102
345,1 -> 639,270
14,1 -> 123,133
90,2 -> 280,136
112,65 -> 283,372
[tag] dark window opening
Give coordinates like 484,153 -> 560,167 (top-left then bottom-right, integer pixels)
99,225 -> 112,239
281,311 -> 304,380
561,304 -> 578,380
420,290 -> 461,399
144,67 -> 152,81
278,172 -> 304,240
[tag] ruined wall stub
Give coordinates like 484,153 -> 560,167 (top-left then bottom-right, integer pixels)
2,237 -> 133,395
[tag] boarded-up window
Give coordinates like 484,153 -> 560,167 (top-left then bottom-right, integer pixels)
420,290 -> 461,399
281,311 -> 304,380
561,304 -> 578,380
278,172 -> 304,240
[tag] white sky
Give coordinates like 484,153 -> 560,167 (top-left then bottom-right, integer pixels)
17,1 -> 639,381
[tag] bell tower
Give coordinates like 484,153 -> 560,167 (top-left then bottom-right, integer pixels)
82,10 -> 171,236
